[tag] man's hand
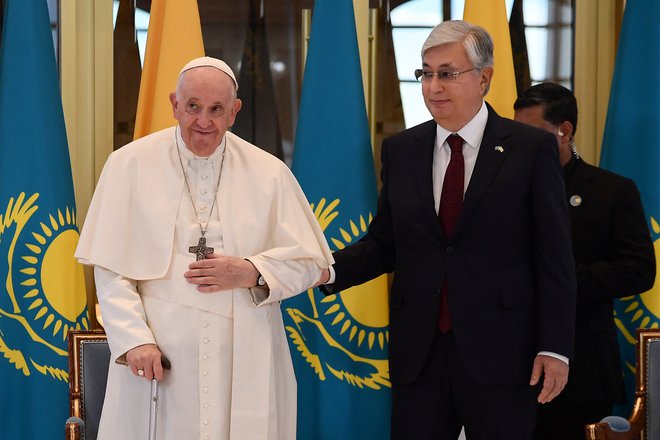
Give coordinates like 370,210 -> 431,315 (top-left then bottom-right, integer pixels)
126,343 -> 164,381
185,254 -> 259,293
313,268 -> 330,288
529,354 -> 569,403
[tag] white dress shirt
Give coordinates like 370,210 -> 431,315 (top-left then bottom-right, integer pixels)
328,102 -> 567,365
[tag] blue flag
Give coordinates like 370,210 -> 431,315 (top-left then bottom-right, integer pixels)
599,1 -> 660,416
282,0 -> 391,438
0,0 -> 89,437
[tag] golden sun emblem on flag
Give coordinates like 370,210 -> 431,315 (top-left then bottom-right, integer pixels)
615,215 -> 660,374
0,192 -> 89,380
285,198 -> 390,389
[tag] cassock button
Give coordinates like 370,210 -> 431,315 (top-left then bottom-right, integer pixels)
202,321 -> 210,328
203,435 -> 210,440
201,174 -> 208,180
203,370 -> 208,376
203,402 -> 210,409
446,246 -> 455,254
202,354 -> 209,360
200,205 -> 208,211
203,338 -> 209,344
203,386 -> 209,393
203,419 -> 209,426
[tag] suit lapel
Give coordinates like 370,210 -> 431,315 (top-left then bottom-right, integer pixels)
456,108 -> 511,235
565,158 -> 596,223
414,121 -> 445,238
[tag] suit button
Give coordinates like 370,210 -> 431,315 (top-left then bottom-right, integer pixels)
446,246 -> 454,254
436,288 -> 442,297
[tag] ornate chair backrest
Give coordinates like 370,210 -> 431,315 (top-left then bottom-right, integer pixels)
644,331 -> 660,440
68,330 -> 110,440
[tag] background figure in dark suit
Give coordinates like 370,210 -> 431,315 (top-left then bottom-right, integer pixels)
514,82 -> 656,440
319,21 -> 576,440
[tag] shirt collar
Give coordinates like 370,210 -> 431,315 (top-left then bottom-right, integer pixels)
435,101 -> 488,150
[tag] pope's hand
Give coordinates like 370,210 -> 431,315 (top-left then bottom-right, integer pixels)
185,254 -> 259,293
126,343 -> 164,381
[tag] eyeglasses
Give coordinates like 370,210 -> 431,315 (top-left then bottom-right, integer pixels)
414,68 -> 476,82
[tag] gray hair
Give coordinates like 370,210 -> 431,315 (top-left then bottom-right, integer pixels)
421,20 -> 494,94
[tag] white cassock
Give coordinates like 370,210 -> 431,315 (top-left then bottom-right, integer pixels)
75,126 -> 333,440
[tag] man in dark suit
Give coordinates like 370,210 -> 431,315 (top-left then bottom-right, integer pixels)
318,21 -> 576,439
514,82 -> 656,440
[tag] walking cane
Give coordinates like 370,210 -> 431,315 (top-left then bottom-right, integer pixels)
148,356 -> 172,440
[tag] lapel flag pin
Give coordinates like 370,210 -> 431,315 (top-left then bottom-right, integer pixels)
494,146 -> 504,153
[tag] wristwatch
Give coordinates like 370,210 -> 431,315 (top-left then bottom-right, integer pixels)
256,274 -> 266,287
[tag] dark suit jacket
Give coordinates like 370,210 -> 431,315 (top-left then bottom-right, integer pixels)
324,105 -> 577,386
560,156 -> 655,404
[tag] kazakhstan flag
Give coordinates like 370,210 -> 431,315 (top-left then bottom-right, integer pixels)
599,0 -> 660,416
0,0 -> 89,437
282,0 -> 391,438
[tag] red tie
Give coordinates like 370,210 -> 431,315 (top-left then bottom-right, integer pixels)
438,134 -> 464,332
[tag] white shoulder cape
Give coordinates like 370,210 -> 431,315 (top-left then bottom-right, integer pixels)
75,126 -> 333,296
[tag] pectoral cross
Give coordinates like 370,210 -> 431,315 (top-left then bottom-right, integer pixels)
189,236 -> 214,261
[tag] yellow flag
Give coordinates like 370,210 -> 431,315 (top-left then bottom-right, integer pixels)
133,0 -> 205,139
463,0 -> 517,118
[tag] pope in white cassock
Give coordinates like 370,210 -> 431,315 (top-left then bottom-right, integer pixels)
75,56 -> 333,440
